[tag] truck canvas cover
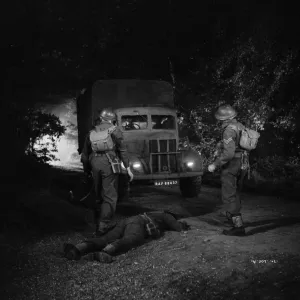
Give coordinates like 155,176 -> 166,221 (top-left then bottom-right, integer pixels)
91,79 -> 174,111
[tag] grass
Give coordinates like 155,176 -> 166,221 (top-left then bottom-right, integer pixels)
2,221 -> 300,300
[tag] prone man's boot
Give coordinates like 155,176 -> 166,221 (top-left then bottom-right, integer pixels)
222,214 -> 246,236
84,252 -> 114,263
63,242 -> 94,260
84,242 -> 116,263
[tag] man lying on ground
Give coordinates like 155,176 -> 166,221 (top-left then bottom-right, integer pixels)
63,210 -> 190,263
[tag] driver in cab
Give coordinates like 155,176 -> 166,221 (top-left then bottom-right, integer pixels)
122,117 -> 138,130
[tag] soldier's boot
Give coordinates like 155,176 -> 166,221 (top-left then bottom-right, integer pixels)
95,221 -> 106,236
222,213 -> 246,236
93,222 -> 101,237
209,211 -> 233,226
93,207 -> 101,237
84,252 -> 114,263
63,242 -> 94,260
220,211 -> 234,226
95,221 -> 116,237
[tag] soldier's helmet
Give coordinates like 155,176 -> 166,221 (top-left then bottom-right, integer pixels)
99,107 -> 116,122
214,104 -> 237,121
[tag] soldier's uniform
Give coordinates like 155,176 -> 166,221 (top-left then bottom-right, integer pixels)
81,109 -> 130,235
214,119 -> 246,212
63,211 -> 190,262
210,105 -> 248,236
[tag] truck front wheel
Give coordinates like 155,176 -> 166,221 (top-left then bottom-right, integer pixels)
179,176 -> 202,198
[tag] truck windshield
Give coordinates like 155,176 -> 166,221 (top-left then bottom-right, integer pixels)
151,115 -> 175,129
121,115 -> 148,130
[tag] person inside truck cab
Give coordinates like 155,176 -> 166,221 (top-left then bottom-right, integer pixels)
152,115 -> 175,129
122,116 -> 141,130
122,117 -> 136,130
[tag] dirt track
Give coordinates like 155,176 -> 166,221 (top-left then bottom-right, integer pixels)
1,183 -> 300,299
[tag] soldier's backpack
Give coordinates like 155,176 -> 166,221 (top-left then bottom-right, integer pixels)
227,123 -> 260,151
90,125 -> 116,152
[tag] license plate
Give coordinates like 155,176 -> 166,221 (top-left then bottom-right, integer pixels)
154,180 -> 178,186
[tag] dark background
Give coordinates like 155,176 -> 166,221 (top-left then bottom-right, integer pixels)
1,3 -> 300,297
2,0 -> 300,182
3,0 -> 299,101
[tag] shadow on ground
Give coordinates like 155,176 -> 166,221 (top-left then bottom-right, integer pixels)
130,184 -> 180,197
197,215 -> 300,235
245,216 -> 300,235
180,199 -> 218,217
116,203 -> 161,216
117,194 -> 219,219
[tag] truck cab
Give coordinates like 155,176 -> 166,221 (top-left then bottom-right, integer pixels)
77,79 -> 203,198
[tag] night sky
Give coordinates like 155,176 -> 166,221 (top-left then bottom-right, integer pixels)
4,0 -> 300,165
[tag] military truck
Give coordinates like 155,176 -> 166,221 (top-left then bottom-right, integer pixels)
76,79 -> 203,199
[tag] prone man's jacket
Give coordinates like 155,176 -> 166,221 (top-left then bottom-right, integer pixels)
146,211 -> 185,232
214,118 -> 245,168
81,121 -> 130,172
109,211 -> 186,251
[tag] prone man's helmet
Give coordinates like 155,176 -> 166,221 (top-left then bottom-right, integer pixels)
99,107 -> 116,122
214,104 -> 237,121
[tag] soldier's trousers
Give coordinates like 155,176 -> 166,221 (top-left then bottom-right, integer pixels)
84,216 -> 146,254
89,153 -> 119,226
220,156 -> 246,215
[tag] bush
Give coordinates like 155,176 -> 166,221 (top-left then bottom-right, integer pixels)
201,155 -> 300,199
251,155 -> 300,181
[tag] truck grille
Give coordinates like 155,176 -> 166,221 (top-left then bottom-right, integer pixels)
149,139 -> 182,173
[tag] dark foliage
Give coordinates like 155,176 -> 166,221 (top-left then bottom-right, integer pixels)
3,0 -> 300,187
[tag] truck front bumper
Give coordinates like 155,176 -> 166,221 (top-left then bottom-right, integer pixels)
131,171 -> 203,180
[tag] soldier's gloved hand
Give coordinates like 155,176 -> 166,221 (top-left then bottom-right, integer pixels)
127,167 -> 134,182
208,164 -> 216,173
179,221 -> 191,231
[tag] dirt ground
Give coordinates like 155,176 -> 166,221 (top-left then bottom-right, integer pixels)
1,182 -> 300,300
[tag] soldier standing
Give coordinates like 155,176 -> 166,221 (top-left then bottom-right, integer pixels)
81,108 -> 134,236
208,104 -> 249,236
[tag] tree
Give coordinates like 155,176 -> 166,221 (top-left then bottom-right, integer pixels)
20,108 -> 66,163
213,37 -> 297,129
176,32 -> 299,167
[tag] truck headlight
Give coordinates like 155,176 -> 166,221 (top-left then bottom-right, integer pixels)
132,162 -> 142,169
186,161 -> 194,167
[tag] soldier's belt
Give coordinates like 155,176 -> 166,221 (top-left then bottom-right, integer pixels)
92,150 -> 106,155
105,152 -> 122,174
140,213 -> 151,224
93,150 -> 114,156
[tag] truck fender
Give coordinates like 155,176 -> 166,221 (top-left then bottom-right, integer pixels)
180,148 -> 203,172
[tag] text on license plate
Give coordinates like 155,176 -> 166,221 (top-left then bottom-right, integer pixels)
154,180 -> 178,186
